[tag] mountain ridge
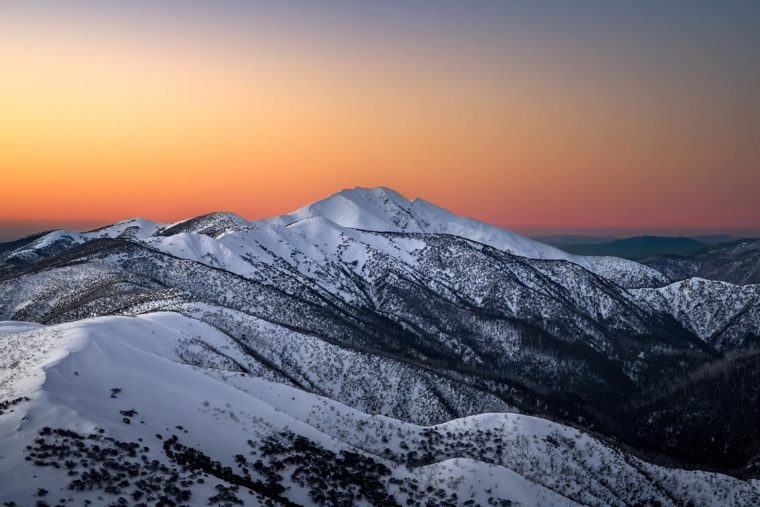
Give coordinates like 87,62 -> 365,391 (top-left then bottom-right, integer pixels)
2,186 -> 668,289
1,186 -> 759,504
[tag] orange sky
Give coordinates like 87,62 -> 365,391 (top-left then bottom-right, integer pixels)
1,2 -> 759,237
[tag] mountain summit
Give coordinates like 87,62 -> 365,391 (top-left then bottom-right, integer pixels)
259,187 -> 669,287
261,186 -> 578,259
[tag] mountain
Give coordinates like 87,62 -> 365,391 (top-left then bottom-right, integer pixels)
255,187 -> 668,288
557,236 -> 710,259
529,234 -> 620,247
1,186 -> 759,505
536,234 -> 743,251
0,188 -> 668,290
642,238 -> 760,285
1,230 -> 84,265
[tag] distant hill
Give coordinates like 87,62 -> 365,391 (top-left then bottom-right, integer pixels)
530,235 -> 619,247
642,238 -> 760,285
0,231 -> 52,257
554,236 -> 711,259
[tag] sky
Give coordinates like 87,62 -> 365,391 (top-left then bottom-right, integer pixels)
2,1 -> 759,240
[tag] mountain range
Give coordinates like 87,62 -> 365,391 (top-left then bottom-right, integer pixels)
539,234 -> 757,257
555,236 -> 712,259
1,187 -> 759,506
641,238 -> 760,285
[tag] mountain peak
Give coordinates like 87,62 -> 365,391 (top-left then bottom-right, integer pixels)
257,186 -> 422,232
244,186 -> 667,287
260,185 -> 553,252
336,185 -> 411,201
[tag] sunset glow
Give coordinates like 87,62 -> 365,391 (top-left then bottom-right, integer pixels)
2,2 -> 759,237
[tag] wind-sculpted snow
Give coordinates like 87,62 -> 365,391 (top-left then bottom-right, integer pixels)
0,320 -> 43,337
1,315 -> 758,506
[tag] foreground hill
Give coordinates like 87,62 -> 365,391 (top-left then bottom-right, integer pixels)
1,314 -> 758,506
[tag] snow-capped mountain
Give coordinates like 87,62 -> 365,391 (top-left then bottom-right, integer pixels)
256,187 -> 667,288
1,186 -> 759,505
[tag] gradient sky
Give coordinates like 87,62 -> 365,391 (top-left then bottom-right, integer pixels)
2,1 -> 759,239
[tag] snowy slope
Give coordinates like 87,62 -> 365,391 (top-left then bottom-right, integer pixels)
0,219 -> 162,267
158,212 -> 253,238
1,314 -> 758,506
258,186 -> 570,259
2,230 -> 84,264
82,217 -> 165,240
632,278 -> 760,350
133,219 -> 696,378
